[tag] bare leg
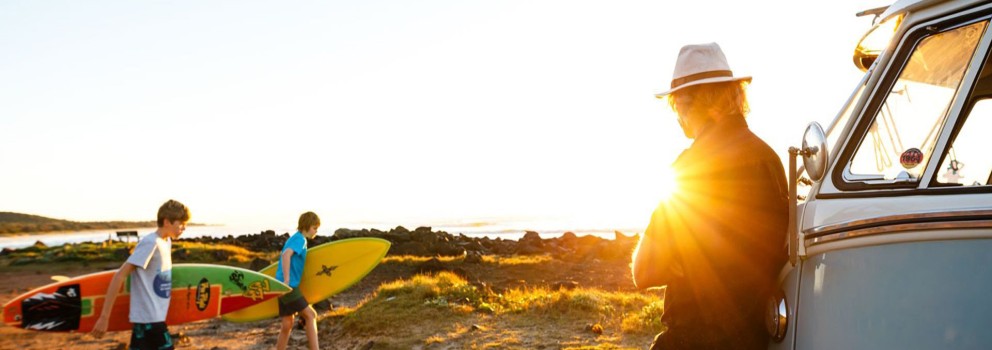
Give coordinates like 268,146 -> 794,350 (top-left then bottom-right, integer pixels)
276,315 -> 294,350
302,306 -> 319,350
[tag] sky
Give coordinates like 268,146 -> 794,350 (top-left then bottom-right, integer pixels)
0,0 -> 893,232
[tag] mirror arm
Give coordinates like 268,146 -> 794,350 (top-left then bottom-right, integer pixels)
788,147 -> 800,266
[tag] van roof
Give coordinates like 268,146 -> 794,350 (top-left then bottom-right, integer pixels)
878,0 -> 950,23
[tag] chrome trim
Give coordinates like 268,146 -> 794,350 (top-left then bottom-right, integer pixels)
766,289 -> 788,342
806,209 -> 992,238
806,228 -> 992,257
807,218 -> 992,246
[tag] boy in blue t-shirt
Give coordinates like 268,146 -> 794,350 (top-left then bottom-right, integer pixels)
275,211 -> 320,350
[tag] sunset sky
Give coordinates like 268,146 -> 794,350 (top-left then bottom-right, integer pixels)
0,0 -> 891,231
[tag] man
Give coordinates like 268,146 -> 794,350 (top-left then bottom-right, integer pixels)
631,43 -> 788,349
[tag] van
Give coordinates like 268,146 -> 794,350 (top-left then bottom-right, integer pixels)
769,0 -> 992,348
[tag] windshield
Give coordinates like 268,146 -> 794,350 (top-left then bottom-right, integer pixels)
847,20 -> 987,182
798,71 -> 871,201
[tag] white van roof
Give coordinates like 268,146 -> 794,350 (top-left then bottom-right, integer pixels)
878,0 -> 951,22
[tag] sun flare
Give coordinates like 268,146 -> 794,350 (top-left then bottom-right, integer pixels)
657,166 -> 679,201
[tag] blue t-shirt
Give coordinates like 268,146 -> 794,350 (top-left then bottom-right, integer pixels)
275,232 -> 307,288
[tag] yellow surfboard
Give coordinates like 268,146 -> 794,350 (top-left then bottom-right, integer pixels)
222,237 -> 390,322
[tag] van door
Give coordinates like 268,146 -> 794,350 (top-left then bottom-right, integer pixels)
794,6 -> 992,349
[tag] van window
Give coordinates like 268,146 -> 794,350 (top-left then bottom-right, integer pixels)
847,20 -> 989,183
935,100 -> 992,187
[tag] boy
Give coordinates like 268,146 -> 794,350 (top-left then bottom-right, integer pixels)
91,199 -> 190,350
276,211 -> 320,350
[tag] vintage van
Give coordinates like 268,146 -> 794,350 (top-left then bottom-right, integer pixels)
768,0 -> 992,348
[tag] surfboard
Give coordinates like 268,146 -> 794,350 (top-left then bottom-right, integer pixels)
222,237 -> 390,322
2,263 -> 291,332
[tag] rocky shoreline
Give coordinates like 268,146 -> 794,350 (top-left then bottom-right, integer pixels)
183,226 -> 640,263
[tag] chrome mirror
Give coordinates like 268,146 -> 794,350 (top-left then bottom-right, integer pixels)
802,122 -> 829,182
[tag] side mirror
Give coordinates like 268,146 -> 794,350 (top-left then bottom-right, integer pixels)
787,122 -> 829,266
802,122 -> 829,182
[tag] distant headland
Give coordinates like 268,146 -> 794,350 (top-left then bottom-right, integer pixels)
0,212 -> 167,235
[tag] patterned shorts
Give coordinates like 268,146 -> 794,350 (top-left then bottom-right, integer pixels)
129,322 -> 173,350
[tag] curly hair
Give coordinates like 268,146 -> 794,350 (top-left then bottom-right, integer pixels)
667,80 -> 750,122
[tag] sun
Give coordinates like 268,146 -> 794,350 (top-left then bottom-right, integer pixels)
657,166 -> 680,201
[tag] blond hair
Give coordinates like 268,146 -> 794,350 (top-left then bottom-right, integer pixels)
667,80 -> 750,121
157,199 -> 190,227
298,211 -> 321,231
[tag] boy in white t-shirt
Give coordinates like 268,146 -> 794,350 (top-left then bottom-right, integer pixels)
90,199 -> 190,350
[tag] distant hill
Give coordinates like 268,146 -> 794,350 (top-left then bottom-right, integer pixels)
0,212 -> 156,235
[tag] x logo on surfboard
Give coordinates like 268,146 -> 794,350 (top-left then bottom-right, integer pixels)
316,265 -> 337,277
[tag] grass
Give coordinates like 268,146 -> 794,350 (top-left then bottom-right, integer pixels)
329,271 -> 663,349
381,254 -> 552,266
0,241 -> 276,269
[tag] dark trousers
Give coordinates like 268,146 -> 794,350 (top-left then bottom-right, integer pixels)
650,288 -> 769,350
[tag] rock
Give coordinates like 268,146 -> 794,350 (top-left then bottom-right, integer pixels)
384,229 -> 410,243
393,242 -> 430,256
359,341 -> 375,350
463,251 -> 484,264
417,257 -> 447,275
614,230 -> 635,243
0,247 -> 14,256
552,280 -> 580,290
585,323 -> 604,335
174,248 -> 190,260
113,248 -> 130,260
435,245 -> 466,257
333,228 -> 362,239
212,249 -> 233,261
411,227 -> 439,244
471,324 -> 487,331
33,241 -> 47,249
463,240 -> 484,252
171,331 -> 191,346
521,231 -> 542,242
312,299 -> 332,311
249,258 -> 271,271
515,241 -> 545,255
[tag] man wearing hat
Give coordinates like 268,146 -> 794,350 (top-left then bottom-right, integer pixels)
631,43 -> 788,349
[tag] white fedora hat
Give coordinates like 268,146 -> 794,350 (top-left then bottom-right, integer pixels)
655,42 -> 751,98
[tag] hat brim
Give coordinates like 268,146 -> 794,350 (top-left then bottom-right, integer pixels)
654,76 -> 751,98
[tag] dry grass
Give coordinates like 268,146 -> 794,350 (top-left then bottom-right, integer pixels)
172,241 -> 277,265
0,241 -> 276,269
380,254 -> 551,266
327,271 -> 662,349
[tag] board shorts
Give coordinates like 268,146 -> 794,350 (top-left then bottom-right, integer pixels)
278,288 -> 309,317
129,322 -> 173,350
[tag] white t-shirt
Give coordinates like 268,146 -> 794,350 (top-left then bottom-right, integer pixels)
125,231 -> 172,323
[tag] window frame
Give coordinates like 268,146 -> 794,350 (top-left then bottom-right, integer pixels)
827,6 -> 992,197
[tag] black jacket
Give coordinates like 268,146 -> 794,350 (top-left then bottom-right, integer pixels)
634,116 -> 788,348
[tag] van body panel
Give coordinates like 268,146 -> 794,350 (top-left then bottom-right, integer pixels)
795,238 -> 992,349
